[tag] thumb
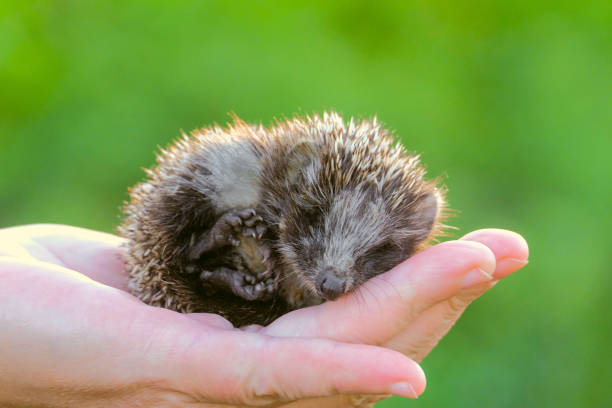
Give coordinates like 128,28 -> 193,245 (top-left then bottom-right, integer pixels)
161,327 -> 426,406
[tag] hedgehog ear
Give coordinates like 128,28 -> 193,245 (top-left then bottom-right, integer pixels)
409,192 -> 440,242
286,141 -> 320,182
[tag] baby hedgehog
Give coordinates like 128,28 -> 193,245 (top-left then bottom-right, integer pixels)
119,112 -> 448,326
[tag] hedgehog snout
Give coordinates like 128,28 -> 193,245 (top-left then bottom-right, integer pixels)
315,266 -> 349,301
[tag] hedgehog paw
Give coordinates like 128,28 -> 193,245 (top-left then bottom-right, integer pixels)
243,276 -> 276,301
239,210 -> 267,240
189,208 -> 264,260
200,267 -> 275,301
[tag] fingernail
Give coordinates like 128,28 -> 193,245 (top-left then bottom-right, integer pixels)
461,268 -> 494,288
505,258 -> 529,265
389,382 -> 418,398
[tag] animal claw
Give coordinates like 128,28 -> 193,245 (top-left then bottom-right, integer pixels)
255,224 -> 266,239
259,245 -> 271,263
244,215 -> 263,227
242,227 -> 256,237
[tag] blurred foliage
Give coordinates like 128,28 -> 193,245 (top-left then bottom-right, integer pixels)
1,1 -> 611,406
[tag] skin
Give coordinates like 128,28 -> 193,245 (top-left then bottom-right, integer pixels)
0,224 -> 528,407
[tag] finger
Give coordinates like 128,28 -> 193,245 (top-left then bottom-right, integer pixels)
164,329 -> 426,405
33,225 -> 129,290
384,282 -> 495,361
0,224 -> 129,291
264,240 -> 495,345
280,393 -> 389,408
384,229 -> 529,360
460,228 -> 529,278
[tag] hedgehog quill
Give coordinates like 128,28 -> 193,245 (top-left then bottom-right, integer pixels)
119,112 -> 449,326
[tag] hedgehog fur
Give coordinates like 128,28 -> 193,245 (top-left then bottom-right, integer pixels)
119,112 -> 449,326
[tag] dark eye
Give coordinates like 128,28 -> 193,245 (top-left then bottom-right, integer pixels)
369,243 -> 396,258
357,242 -> 404,278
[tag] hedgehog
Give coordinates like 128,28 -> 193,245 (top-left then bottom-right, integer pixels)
119,112 -> 448,327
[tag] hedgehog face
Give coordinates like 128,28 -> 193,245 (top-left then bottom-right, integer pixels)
279,187 -> 379,300
278,184 -> 437,302
273,124 -> 442,302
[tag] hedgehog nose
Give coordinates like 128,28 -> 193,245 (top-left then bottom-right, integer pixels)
316,267 -> 347,301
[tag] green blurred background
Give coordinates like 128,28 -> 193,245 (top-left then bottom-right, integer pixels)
1,1 -> 610,406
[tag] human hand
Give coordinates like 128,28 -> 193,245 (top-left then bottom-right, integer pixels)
0,225 -> 425,407
0,224 -> 528,408
259,229 -> 529,407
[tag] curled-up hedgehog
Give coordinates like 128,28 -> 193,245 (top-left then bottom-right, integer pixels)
119,112 -> 448,327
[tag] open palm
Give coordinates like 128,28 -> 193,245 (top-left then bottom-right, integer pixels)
0,224 -> 527,407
